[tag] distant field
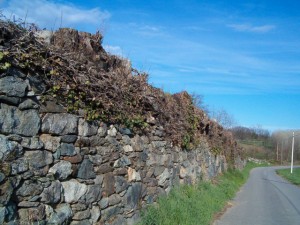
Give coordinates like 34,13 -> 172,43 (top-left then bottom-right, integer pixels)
238,139 -> 273,148
238,140 -> 274,160
276,168 -> 300,185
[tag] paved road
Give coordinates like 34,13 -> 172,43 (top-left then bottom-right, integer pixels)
214,166 -> 300,225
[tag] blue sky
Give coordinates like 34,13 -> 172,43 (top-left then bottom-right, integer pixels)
1,0 -> 300,131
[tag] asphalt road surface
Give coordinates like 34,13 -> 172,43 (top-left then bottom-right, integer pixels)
214,166 -> 300,225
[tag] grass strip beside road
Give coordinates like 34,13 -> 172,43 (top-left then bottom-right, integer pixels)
139,162 -> 268,225
276,168 -> 300,185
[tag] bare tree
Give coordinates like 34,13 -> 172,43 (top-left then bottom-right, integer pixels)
209,108 -> 236,129
271,130 -> 300,163
191,93 -> 209,114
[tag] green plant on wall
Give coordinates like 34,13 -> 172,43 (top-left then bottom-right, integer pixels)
182,134 -> 191,150
0,51 -> 11,71
48,84 -> 61,98
211,146 -> 222,156
124,115 -> 148,130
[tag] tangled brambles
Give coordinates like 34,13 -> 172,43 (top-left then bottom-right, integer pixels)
0,19 -> 241,164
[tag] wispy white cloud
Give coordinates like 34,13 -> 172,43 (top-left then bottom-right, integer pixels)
140,25 -> 160,32
227,23 -> 275,33
136,24 -> 165,37
184,26 -> 210,31
103,45 -> 123,56
1,0 -> 110,30
178,66 -> 249,77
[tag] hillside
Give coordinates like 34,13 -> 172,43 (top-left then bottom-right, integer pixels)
0,20 -> 244,224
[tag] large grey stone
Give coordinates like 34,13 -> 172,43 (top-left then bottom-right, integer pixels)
132,135 -> 149,151
71,219 -> 91,225
0,206 -> 5,224
107,125 -> 117,137
115,176 -> 128,194
16,180 -> 43,197
123,145 -> 133,152
39,100 -> 66,113
89,136 -> 106,147
0,179 -> 14,205
42,113 -> 78,135
11,158 -> 29,175
94,163 -> 113,174
127,167 -> 141,182
108,194 -> 121,206
147,153 -> 169,166
151,141 -> 167,148
110,215 -> 126,225
41,181 -> 62,204
21,136 -> 44,149
94,175 -> 104,185
101,205 -> 122,222
77,159 -> 96,179
58,143 -> 76,156
24,150 -> 53,169
71,203 -> 87,213
49,161 -> 72,180
0,134 -> 23,161
40,134 -> 61,152
0,104 -> 40,136
18,204 -> 45,223
99,197 -> 109,209
82,184 -> 101,204
121,135 -> 131,145
78,118 -> 98,137
88,155 -> 102,165
158,168 -> 170,187
113,156 -> 131,168
154,166 -> 165,177
72,209 -> 91,220
48,203 -> 73,224
62,179 -> 87,203
97,123 -> 107,137
119,127 -> 132,136
0,75 -> 27,97
90,205 -> 100,224
18,99 -> 39,110
124,183 -> 142,211
126,213 -> 141,225
18,201 -> 40,208
61,135 -> 77,143
103,173 -> 115,197
0,135 -> 9,159
179,166 -> 188,178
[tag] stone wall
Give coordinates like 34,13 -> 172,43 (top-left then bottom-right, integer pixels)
0,68 -> 231,225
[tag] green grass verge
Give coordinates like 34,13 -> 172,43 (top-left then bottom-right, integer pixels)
276,168 -> 300,185
139,162 -> 268,225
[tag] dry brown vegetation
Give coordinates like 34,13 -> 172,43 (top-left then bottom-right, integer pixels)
0,20 -> 241,164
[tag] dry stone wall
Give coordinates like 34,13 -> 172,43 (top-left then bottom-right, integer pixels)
0,68 -> 230,225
